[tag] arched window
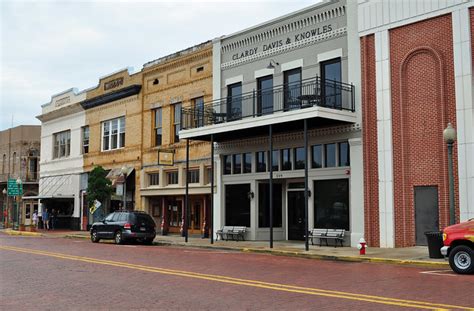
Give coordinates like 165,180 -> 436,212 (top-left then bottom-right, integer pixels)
2,154 -> 5,174
12,152 -> 16,174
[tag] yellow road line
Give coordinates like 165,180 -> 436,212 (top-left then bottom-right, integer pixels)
1,245 -> 471,310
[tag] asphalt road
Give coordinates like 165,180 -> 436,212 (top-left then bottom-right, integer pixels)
0,234 -> 473,311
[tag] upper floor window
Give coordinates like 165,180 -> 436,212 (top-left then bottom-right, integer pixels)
283,68 -> 301,110
2,154 -> 5,174
154,108 -> 162,146
256,151 -> 266,173
321,58 -> 342,108
173,103 -> 181,143
167,171 -> 178,185
193,97 -> 204,127
227,83 -> 242,120
53,130 -> 71,159
102,116 -> 125,151
338,142 -> 350,167
149,173 -> 159,186
187,169 -> 200,184
82,126 -> 89,154
294,147 -> 305,170
12,152 -> 16,173
281,149 -> 291,171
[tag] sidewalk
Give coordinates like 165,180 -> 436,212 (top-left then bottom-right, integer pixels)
1,229 -> 448,268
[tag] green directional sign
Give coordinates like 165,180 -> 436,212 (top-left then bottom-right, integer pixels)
7,178 -> 23,197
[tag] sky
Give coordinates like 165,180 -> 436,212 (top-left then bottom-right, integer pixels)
0,0 -> 317,130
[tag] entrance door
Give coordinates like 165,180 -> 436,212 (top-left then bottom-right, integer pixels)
190,200 -> 202,234
414,186 -> 439,245
288,191 -> 305,240
24,203 -> 31,226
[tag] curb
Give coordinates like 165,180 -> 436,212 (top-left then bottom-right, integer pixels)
36,233 -> 450,268
2,229 -> 43,237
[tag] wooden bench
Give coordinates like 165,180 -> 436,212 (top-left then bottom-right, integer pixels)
216,226 -> 246,241
307,228 -> 345,247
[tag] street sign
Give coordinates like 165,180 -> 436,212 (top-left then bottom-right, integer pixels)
7,178 -> 23,197
89,200 -> 102,215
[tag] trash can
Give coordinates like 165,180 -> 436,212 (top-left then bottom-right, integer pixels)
425,231 -> 444,259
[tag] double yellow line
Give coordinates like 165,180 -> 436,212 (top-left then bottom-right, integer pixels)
0,245 -> 470,310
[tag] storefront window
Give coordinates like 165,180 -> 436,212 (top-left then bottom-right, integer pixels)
311,144 -> 322,168
233,154 -> 241,174
314,179 -> 349,230
243,153 -> 252,173
294,147 -> 305,170
325,143 -> 336,167
256,151 -> 266,172
281,149 -> 291,171
270,150 -> 279,171
223,155 -> 231,175
258,183 -> 282,227
225,184 -> 250,227
339,142 -> 350,167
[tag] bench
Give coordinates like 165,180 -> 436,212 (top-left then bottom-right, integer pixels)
307,228 -> 345,247
216,226 -> 246,241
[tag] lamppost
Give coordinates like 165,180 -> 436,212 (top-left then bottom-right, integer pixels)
2,188 -> 6,229
16,178 -> 22,230
443,123 -> 457,225
121,166 -> 127,210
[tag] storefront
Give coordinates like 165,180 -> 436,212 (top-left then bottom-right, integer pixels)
180,0 -> 363,246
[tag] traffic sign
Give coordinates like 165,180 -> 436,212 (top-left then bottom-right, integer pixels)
7,178 -> 23,197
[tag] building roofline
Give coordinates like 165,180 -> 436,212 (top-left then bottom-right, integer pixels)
142,40 -> 212,69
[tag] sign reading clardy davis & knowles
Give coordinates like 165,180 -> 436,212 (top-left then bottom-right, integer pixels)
231,24 -> 333,60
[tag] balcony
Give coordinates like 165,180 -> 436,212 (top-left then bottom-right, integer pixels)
180,77 -> 356,141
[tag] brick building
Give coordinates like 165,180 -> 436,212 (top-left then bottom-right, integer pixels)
0,125 -> 40,228
359,0 -> 474,247
81,68 -> 143,224
140,41 -> 213,236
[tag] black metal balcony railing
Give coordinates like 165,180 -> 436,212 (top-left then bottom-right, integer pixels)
182,76 -> 355,130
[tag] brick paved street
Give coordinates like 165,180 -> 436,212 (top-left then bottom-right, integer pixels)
1,234 -> 473,310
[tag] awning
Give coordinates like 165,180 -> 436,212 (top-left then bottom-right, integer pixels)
22,195 -> 75,200
106,167 -> 134,187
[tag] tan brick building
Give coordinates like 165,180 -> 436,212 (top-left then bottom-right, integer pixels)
140,41 -> 213,236
81,68 -> 143,221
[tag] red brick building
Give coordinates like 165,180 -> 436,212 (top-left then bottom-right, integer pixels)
358,0 -> 473,247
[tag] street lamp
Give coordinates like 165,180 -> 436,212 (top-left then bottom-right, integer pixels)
443,123 -> 457,225
15,178 -> 22,230
121,166 -> 127,210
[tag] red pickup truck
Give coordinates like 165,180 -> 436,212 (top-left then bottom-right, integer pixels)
441,219 -> 474,274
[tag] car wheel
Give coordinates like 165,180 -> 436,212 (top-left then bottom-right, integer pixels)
114,231 -> 123,245
448,245 -> 474,274
91,230 -> 100,243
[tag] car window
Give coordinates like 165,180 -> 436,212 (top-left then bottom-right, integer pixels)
112,213 -> 121,222
118,213 -> 128,222
104,213 -> 114,222
136,214 -> 155,226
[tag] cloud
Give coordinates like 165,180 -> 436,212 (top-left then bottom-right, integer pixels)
0,0 -> 316,130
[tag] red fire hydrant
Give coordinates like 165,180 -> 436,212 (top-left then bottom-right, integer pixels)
358,238 -> 367,255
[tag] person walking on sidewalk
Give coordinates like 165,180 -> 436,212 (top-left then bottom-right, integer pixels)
42,209 -> 49,230
32,210 -> 38,229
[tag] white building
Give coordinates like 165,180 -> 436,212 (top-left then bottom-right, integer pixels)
36,88 -> 88,230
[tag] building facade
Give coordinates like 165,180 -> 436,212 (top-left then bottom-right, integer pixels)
36,89 -> 87,230
181,0 -> 364,246
81,68 -> 143,224
359,0 -> 474,247
0,125 -> 41,229
140,42 -> 213,236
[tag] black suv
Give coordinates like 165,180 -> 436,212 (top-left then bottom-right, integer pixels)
90,211 -> 156,244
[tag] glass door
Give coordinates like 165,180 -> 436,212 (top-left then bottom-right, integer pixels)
287,190 -> 305,240
257,75 -> 273,115
227,83 -> 242,120
284,68 -> 301,110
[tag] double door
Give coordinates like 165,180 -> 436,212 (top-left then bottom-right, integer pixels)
167,197 -> 206,234
287,190 -> 306,240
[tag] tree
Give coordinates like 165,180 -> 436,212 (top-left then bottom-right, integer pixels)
87,166 -> 113,209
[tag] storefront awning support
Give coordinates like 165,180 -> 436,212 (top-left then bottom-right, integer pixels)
185,138 -> 190,243
304,119 -> 309,251
269,124 -> 273,249
210,134 -> 214,244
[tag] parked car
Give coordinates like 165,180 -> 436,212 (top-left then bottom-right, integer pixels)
90,211 -> 156,245
441,218 -> 474,274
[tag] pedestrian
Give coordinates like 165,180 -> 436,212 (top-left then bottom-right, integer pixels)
50,208 -> 56,230
42,209 -> 49,230
32,210 -> 38,228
